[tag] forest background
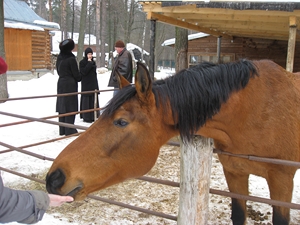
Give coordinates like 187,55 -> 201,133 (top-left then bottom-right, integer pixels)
21,0 -> 194,71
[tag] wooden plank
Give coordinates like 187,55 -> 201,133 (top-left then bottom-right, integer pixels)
31,30 -> 51,70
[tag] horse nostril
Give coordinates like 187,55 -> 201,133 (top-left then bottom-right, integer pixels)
46,168 -> 66,194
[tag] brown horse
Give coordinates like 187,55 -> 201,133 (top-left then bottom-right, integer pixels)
46,59 -> 300,225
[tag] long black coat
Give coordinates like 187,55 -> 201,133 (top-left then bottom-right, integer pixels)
79,56 -> 100,121
108,48 -> 133,88
56,52 -> 81,113
79,57 -> 99,93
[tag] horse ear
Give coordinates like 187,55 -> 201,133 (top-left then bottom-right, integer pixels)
135,62 -> 153,103
115,70 -> 131,89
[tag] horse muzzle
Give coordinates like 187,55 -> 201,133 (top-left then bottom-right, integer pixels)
46,168 -> 83,199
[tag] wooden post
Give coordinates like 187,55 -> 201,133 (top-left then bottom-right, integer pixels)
178,136 -> 213,225
94,90 -> 97,121
217,36 -> 222,63
286,16 -> 297,72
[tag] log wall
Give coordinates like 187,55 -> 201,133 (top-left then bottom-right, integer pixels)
188,36 -> 300,72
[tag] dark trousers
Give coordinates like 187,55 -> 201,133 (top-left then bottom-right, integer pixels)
58,114 -> 78,136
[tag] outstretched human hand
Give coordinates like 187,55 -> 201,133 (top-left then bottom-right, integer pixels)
48,194 -> 74,207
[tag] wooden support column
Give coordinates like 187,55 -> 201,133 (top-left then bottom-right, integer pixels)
286,16 -> 297,72
217,36 -> 222,63
178,136 -> 213,225
149,19 -> 156,80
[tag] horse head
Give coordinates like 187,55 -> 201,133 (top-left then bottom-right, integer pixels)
46,62 -> 177,200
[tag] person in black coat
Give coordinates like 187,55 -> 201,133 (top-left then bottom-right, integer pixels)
108,40 -> 133,95
56,39 -> 81,136
79,47 -> 100,123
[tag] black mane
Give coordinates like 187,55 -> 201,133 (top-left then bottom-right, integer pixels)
102,59 -> 259,142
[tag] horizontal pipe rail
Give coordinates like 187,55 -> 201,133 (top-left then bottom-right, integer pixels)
0,132 -> 82,154
0,89 -> 115,102
167,142 -> 300,169
0,102 -> 299,220
214,148 -> 300,168
0,111 -> 88,130
0,165 -> 299,221
0,166 -> 177,221
0,108 -> 101,128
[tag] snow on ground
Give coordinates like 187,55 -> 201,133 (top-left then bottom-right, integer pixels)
0,68 -> 299,225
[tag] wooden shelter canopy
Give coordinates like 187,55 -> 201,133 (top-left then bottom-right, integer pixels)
139,1 -> 300,41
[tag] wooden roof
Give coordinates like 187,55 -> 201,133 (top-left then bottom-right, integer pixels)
139,1 -> 300,41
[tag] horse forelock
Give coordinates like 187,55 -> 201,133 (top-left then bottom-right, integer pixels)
102,59 -> 259,143
102,86 -> 137,118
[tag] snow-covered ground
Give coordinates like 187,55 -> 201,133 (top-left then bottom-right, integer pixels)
0,68 -> 299,224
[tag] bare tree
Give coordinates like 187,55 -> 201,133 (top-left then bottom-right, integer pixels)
0,0 -> 7,100
175,27 -> 188,72
71,0 -> 75,39
100,0 -> 106,67
61,0 -> 67,40
48,0 -> 53,22
77,0 -> 88,63
95,0 -> 100,66
124,0 -> 135,43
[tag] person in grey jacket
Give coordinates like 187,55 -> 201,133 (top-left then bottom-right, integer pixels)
108,40 -> 133,95
0,174 -> 73,223
0,58 -> 73,224
0,175 -> 73,223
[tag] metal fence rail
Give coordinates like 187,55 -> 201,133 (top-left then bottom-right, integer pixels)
0,91 -> 299,222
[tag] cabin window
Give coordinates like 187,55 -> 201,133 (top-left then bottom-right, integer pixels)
188,53 -> 234,67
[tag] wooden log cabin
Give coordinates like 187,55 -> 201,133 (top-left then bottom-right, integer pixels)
4,0 -> 60,72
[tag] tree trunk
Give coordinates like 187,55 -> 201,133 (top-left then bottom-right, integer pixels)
95,0 -> 101,67
0,0 -> 7,101
48,0 -> 53,22
124,0 -> 134,44
175,27 -> 188,72
77,0 -> 88,63
100,0 -> 107,67
71,0 -> 75,39
61,0 -> 67,40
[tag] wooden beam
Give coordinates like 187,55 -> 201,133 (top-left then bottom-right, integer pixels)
163,12 -> 290,24
286,16 -> 297,72
185,20 -> 289,33
147,12 -> 232,39
141,3 -> 300,17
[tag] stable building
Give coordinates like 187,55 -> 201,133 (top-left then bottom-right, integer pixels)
162,32 -> 300,71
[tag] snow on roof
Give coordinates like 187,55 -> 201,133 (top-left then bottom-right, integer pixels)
162,32 -> 210,46
4,0 -> 60,30
4,21 -> 44,31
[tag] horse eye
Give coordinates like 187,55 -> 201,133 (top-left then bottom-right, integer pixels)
113,119 -> 128,127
